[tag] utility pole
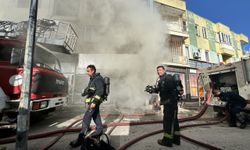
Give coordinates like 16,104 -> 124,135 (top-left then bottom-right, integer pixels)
16,0 -> 38,149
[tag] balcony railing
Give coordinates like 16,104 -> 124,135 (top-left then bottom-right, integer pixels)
171,55 -> 188,65
0,19 -> 78,53
155,0 -> 186,11
36,20 -> 78,53
168,23 -> 186,32
167,21 -> 188,37
220,43 -> 235,56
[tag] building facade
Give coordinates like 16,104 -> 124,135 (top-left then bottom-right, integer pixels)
185,10 -> 249,68
184,10 -> 249,99
153,0 -> 249,100
154,0 -> 194,100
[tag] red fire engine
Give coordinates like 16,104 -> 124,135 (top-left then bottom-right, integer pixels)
0,19 -> 77,125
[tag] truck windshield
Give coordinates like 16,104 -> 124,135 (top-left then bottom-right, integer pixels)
0,44 -> 61,72
0,45 -> 13,61
34,48 -> 61,72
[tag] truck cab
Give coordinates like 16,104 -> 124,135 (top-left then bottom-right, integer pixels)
0,19 -> 75,125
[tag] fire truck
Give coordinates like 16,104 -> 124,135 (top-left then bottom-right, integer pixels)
0,19 -> 77,126
199,58 -> 250,113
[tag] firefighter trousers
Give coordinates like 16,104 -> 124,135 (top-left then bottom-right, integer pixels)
163,103 -> 180,143
80,104 -> 103,137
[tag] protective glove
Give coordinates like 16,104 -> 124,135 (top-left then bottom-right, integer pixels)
145,85 -> 155,94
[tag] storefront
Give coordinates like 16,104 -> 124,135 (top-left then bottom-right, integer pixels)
165,63 -> 199,101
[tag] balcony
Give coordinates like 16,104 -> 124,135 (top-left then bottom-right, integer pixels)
171,55 -> 188,65
167,22 -> 188,38
220,44 -> 235,56
166,15 -> 188,38
155,0 -> 186,11
0,19 -> 78,54
239,33 -> 249,44
36,20 -> 78,53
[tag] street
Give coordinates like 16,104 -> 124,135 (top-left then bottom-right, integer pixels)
1,102 -> 250,150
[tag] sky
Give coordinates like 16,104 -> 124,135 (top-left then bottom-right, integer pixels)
186,0 -> 250,53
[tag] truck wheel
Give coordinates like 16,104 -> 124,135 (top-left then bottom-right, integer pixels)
6,115 -> 17,123
239,123 -> 247,129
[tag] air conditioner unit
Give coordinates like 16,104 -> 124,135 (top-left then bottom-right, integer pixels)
193,52 -> 200,59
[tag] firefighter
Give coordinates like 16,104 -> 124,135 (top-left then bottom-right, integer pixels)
70,65 -> 105,148
145,66 -> 183,147
213,90 -> 247,127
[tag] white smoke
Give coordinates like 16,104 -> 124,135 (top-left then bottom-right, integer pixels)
0,0 -> 171,110
76,0 -> 170,109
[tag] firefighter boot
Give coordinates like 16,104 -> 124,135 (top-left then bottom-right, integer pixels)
69,133 -> 85,148
228,114 -> 237,127
173,135 -> 181,145
157,137 -> 173,147
236,113 -> 247,129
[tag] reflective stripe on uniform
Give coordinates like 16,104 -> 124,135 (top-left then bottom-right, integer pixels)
164,133 -> 173,139
89,87 -> 95,91
94,95 -> 101,100
85,98 -> 92,103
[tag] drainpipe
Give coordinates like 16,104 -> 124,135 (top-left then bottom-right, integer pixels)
185,68 -> 191,101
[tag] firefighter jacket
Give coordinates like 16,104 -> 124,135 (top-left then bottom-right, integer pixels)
82,73 -> 105,104
219,92 -> 247,108
154,74 -> 178,105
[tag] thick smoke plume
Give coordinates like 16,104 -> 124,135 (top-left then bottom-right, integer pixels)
0,0 -> 171,110
76,0 -> 170,109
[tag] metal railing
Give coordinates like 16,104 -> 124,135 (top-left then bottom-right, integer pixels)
36,20 -> 78,53
0,19 -> 78,53
171,55 -> 188,65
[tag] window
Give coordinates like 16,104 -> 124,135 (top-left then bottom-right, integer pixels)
221,33 -> 225,43
217,32 -> 221,42
0,46 -> 12,61
34,48 -> 59,71
228,36 -> 232,45
189,74 -> 199,97
218,32 -> 232,45
170,37 -> 183,57
185,46 -> 190,58
217,54 -> 220,64
0,46 -> 23,65
205,51 -> 209,62
215,32 -> 219,42
226,35 -> 232,45
195,24 -> 200,37
183,21 -> 187,32
202,27 -> 207,39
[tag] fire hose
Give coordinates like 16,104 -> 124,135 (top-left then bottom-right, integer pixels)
0,89 -> 211,141
118,116 -> 226,150
40,113 -> 148,150
40,86 -> 214,149
0,88 -> 223,150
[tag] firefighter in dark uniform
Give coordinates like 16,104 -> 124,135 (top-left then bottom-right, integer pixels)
213,90 -> 247,127
70,65 -> 105,148
145,65 -> 183,147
